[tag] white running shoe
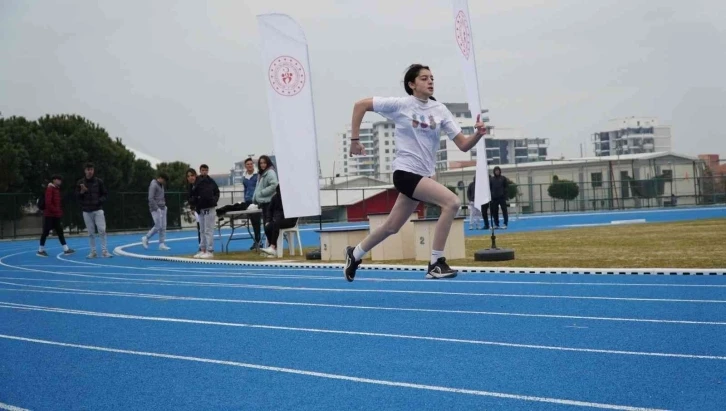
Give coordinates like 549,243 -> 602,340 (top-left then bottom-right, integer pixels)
141,236 -> 149,249
159,244 -> 170,251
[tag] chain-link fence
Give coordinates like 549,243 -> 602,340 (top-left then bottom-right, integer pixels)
3,171 -> 725,240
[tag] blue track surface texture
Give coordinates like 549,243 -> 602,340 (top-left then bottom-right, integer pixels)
0,207 -> 724,410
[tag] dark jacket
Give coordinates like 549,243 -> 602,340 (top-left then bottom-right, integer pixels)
191,175 -> 220,210
76,177 -> 107,212
268,186 -> 297,224
490,167 -> 508,199
467,181 -> 475,202
269,187 -> 285,222
242,173 -> 258,203
187,184 -> 197,212
44,183 -> 63,218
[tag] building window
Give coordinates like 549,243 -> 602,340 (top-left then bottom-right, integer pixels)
385,140 -> 389,146
591,172 -> 603,188
385,132 -> 389,137
386,165 -> 391,170
385,157 -> 390,162
385,149 -> 390,153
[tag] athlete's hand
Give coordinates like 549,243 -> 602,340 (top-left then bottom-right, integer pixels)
475,114 -> 488,136
350,140 -> 365,156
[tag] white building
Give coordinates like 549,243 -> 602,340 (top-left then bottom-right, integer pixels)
591,117 -> 672,157
337,121 -> 396,181
437,152 -> 705,213
437,103 -> 548,170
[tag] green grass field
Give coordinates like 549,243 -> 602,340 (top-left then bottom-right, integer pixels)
209,218 -> 726,269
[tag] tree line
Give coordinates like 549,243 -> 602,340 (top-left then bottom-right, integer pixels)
0,113 -> 192,232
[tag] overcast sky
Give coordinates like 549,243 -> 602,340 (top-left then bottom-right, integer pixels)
2,0 -> 725,175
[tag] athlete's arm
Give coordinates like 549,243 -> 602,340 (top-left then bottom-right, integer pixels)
350,98 -> 374,155
351,98 -> 374,140
452,115 -> 488,152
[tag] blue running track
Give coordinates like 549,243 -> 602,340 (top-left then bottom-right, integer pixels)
0,206 -> 724,410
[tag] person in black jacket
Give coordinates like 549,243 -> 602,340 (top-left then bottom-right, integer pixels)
260,184 -> 298,257
190,164 -> 220,258
76,163 -> 110,258
489,166 -> 509,229
186,168 -> 201,249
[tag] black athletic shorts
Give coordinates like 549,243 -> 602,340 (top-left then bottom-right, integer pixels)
393,170 -> 425,201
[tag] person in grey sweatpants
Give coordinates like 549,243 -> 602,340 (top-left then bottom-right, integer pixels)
142,172 -> 170,250
76,162 -> 111,259
190,164 -> 220,258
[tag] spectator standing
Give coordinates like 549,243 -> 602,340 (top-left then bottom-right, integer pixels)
37,175 -> 75,257
466,176 -> 484,230
141,172 -> 170,251
489,166 -> 509,229
76,163 -> 110,258
191,164 -> 220,258
186,168 -> 201,249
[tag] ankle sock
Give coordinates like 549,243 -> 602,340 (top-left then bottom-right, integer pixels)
353,244 -> 366,261
430,250 -> 444,264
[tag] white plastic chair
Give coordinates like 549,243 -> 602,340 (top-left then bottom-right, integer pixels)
276,220 -> 302,258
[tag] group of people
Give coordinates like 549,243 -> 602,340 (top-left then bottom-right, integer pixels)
466,166 -> 510,230
36,156 -> 298,260
37,163 -> 111,259
184,155 -> 297,259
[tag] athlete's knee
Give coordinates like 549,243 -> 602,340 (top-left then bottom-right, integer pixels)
383,221 -> 403,236
442,195 -> 461,214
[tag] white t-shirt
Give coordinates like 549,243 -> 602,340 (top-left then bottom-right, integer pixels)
372,96 -> 462,177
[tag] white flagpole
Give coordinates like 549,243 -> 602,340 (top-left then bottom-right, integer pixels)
452,0 -> 491,212
257,13 -> 321,218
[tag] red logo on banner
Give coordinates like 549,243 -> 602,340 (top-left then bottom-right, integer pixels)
455,10 -> 471,60
269,56 -> 306,96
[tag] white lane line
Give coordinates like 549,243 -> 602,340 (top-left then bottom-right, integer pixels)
5,277 -> 725,304
0,333 -> 667,411
4,267 -> 726,304
0,286 -> 724,326
2,301 -> 724,361
5,272 -> 726,288
0,402 -> 30,411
